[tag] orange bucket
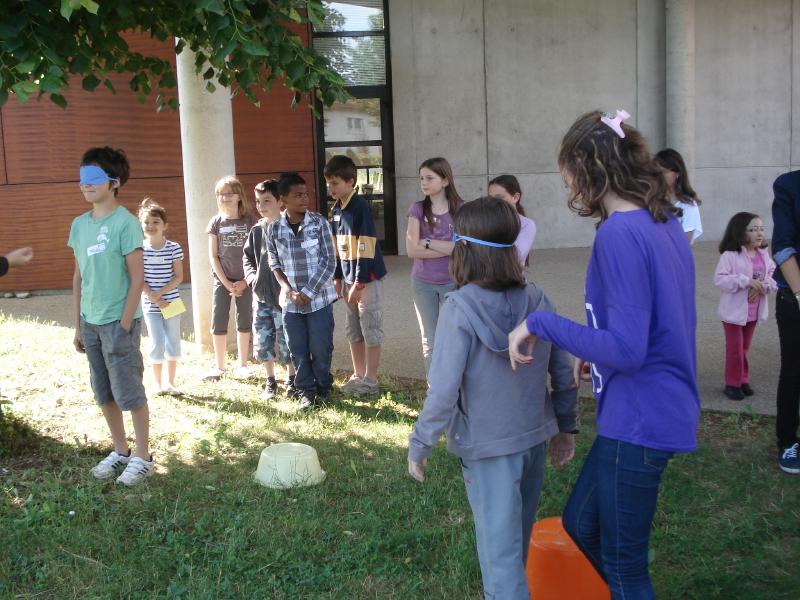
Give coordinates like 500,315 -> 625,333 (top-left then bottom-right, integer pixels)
526,517 -> 610,600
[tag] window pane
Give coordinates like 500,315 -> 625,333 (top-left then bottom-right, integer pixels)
358,167 -> 383,195
314,36 -> 385,86
325,145 -> 382,169
324,98 -> 381,142
316,1 -> 384,32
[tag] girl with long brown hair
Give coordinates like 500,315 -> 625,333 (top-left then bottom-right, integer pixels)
509,110 -> 700,599
405,157 -> 463,375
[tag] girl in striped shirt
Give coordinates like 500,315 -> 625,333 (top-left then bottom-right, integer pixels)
139,198 -> 184,394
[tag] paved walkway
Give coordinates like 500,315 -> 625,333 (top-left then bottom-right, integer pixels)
0,241 -> 780,415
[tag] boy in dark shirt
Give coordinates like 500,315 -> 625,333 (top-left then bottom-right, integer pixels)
325,155 -> 388,396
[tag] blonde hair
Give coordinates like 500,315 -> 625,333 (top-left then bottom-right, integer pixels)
214,175 -> 250,218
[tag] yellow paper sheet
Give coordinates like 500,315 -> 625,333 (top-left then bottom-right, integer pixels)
160,298 -> 187,320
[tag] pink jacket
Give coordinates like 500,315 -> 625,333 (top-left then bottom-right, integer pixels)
714,247 -> 777,325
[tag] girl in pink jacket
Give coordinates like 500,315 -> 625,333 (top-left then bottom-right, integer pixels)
714,212 -> 777,401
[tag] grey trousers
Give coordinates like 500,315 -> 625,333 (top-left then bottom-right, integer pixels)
411,278 -> 455,375
461,443 -> 547,600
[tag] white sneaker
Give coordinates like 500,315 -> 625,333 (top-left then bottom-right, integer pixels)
202,367 -> 226,381
234,365 -> 254,380
116,456 -> 155,487
90,451 -> 131,480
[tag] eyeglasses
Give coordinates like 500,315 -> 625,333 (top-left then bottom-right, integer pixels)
746,227 -> 765,232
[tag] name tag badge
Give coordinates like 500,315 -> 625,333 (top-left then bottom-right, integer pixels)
333,215 -> 341,222
87,242 -> 106,256
219,225 -> 236,234
301,239 -> 319,250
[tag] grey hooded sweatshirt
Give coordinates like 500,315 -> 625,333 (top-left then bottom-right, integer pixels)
408,283 -> 578,462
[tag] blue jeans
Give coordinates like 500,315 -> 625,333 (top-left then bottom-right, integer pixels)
562,436 -> 674,600
283,303 -> 334,396
411,279 -> 455,375
461,443 -> 546,600
143,311 -> 182,362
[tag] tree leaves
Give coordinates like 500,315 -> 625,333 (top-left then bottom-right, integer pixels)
1,0 -> 348,111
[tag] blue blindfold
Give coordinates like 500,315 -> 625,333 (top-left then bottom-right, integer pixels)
452,231 -> 514,248
80,165 -> 119,186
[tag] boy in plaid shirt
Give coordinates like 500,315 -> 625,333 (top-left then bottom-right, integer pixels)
267,172 -> 337,410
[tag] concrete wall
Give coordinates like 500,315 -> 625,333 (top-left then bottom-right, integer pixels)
390,0 -> 798,251
695,0 -> 796,241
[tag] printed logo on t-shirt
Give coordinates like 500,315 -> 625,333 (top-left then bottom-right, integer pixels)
88,225 -> 110,256
585,301 -> 604,395
87,242 -> 106,256
219,223 -> 249,249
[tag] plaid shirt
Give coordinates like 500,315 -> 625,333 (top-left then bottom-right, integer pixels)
266,211 -> 337,314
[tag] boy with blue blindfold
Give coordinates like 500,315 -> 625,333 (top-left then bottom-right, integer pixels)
68,147 -> 154,487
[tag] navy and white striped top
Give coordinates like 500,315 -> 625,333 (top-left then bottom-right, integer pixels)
143,239 -> 184,314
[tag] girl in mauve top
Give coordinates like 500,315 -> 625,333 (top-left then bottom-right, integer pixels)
405,157 -> 464,376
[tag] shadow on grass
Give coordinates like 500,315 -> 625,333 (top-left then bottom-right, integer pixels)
2,404 -> 481,599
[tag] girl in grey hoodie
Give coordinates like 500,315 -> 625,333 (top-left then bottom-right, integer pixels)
408,196 -> 578,600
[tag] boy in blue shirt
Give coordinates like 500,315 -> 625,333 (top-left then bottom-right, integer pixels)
324,155 -> 387,396
68,147 -> 153,486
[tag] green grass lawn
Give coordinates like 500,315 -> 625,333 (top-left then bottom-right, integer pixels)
1,313 -> 799,599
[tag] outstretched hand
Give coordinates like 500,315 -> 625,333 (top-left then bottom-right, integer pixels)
5,246 -> 33,268
508,320 -> 537,371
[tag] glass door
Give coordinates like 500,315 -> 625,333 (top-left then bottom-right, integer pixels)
312,1 -> 397,253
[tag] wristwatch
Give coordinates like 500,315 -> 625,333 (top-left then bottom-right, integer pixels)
424,238 -> 431,249
794,290 -> 800,304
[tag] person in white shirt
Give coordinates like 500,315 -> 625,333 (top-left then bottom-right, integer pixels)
656,148 -> 703,244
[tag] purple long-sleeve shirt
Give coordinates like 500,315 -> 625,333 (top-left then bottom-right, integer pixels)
526,209 -> 700,452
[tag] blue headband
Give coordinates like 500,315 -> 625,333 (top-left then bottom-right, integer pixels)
452,231 -> 514,248
80,165 -> 119,186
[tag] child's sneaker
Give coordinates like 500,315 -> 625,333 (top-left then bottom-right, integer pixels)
341,374 -> 363,395
778,443 -> 800,474
90,450 -> 131,480
298,392 -> 317,411
202,367 -> 226,381
351,378 -> 380,397
263,376 -> 278,400
116,456 -> 155,486
234,365 -> 254,380
162,383 -> 181,396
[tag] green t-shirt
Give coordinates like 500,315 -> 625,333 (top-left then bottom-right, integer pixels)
67,205 -> 144,325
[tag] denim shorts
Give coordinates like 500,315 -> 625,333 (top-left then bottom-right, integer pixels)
143,310 -> 182,362
253,301 -> 291,364
343,278 -> 385,346
80,318 -> 147,411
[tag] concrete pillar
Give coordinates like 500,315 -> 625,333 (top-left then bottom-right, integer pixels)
665,0 -> 695,174
176,46 -> 236,351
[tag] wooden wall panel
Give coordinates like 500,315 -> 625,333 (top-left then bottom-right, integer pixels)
0,115 -> 6,185
232,22 -> 315,177
0,178 -> 188,291
0,24 -> 320,291
1,33 -> 182,184
232,87 -> 316,176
